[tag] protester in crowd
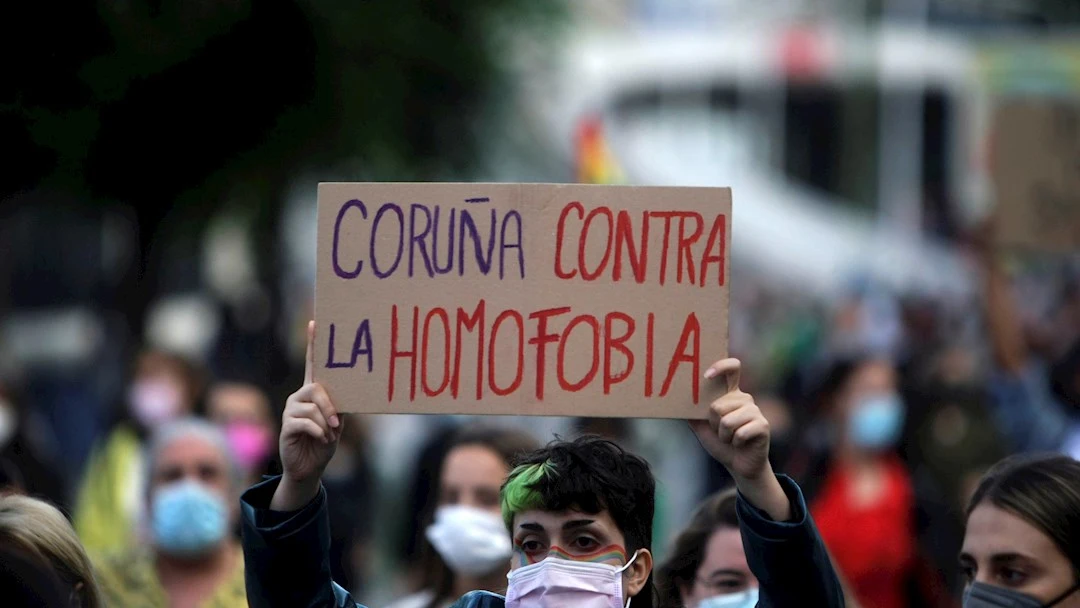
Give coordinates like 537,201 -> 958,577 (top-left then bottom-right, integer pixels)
657,488 -> 760,608
658,487 -> 865,608
0,382 -> 66,506
238,322 -> 844,608
207,380 -> 277,486
94,418 -> 247,607
799,356 -> 917,608
75,348 -> 205,553
960,453 -> 1080,608
388,425 -> 539,608
0,493 -> 105,607
980,233 -> 1080,457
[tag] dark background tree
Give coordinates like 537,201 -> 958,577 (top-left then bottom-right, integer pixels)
1,0 -> 558,333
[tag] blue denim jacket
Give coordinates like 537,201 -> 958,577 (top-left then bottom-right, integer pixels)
240,475 -> 843,608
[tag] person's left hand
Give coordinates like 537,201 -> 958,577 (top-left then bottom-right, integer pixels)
690,358 -> 792,521
690,358 -> 771,481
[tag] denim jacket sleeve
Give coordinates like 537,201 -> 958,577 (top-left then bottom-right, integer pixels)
240,476 -> 367,608
737,475 -> 845,608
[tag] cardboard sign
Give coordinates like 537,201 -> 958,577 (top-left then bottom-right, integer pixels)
992,99 -> 1080,251
314,183 -> 731,418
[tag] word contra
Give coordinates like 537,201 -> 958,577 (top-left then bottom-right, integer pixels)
554,202 -> 726,286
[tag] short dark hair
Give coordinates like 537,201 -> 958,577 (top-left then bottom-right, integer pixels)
501,435 -> 657,608
657,489 -> 739,607
967,453 -> 1080,577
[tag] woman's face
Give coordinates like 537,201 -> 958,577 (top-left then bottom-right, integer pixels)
151,435 -> 232,502
961,503 -> 1079,607
681,527 -> 757,607
438,445 -> 507,514
837,360 -> 897,417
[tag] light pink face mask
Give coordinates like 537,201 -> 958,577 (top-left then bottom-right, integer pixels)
505,550 -> 640,608
129,379 -> 183,428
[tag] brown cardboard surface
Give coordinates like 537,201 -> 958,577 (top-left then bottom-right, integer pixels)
314,183 -> 731,418
992,99 -> 1080,252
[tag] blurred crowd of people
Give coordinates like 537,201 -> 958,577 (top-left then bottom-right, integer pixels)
0,220 -> 1077,608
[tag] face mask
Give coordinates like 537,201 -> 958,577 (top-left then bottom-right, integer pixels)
506,550 -> 640,608
963,581 -> 1080,608
849,393 -> 905,450
0,401 -> 16,448
129,379 -> 183,428
151,479 -> 229,558
224,421 -> 274,472
699,587 -> 759,608
425,505 -> 513,576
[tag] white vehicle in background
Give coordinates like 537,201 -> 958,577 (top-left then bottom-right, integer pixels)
522,22 -> 987,299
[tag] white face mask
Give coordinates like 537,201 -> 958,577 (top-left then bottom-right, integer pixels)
699,587 -> 759,608
424,505 -> 513,576
505,550 -> 640,608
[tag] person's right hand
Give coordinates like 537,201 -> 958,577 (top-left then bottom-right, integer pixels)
271,321 -> 342,511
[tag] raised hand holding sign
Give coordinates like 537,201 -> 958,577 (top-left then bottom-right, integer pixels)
691,358 -> 793,522
271,321 -> 343,512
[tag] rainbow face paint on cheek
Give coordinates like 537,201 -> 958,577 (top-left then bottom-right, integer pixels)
514,543 -> 629,566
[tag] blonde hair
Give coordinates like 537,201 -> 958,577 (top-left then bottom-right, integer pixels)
0,493 -> 105,608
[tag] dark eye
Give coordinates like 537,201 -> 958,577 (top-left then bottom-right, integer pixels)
475,488 -> 500,508
998,568 -> 1027,586
960,565 -> 976,584
713,578 -> 743,591
572,535 -> 599,551
199,464 -> 222,482
440,488 -> 459,506
160,466 -> 183,483
520,539 -> 543,553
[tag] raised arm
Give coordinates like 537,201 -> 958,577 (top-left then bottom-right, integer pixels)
691,358 -> 845,608
978,223 -> 1029,375
240,321 -> 363,608
271,321 -> 343,511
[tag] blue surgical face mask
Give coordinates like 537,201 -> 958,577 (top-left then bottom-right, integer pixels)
963,581 -> 1080,608
849,392 -> 905,450
699,587 -> 759,608
151,479 -> 229,558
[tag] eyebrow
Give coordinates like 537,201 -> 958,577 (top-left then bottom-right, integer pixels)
958,552 -> 1036,565
706,568 -> 748,579
562,519 -> 595,531
990,552 -> 1035,565
517,519 -> 596,533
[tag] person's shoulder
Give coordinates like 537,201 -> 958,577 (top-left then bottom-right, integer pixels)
449,590 -> 506,608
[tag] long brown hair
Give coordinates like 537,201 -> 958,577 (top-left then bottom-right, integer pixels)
415,424 -> 539,607
967,453 -> 1080,576
657,489 -> 740,608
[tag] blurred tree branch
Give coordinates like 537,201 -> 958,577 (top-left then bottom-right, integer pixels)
1,0 -> 561,332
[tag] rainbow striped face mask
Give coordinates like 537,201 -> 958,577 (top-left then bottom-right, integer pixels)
505,549 -> 640,608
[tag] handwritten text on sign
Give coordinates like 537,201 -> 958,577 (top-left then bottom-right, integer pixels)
992,99 -> 1080,251
314,183 -> 731,418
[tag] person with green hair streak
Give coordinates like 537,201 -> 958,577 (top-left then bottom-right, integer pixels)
239,322 -> 846,607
